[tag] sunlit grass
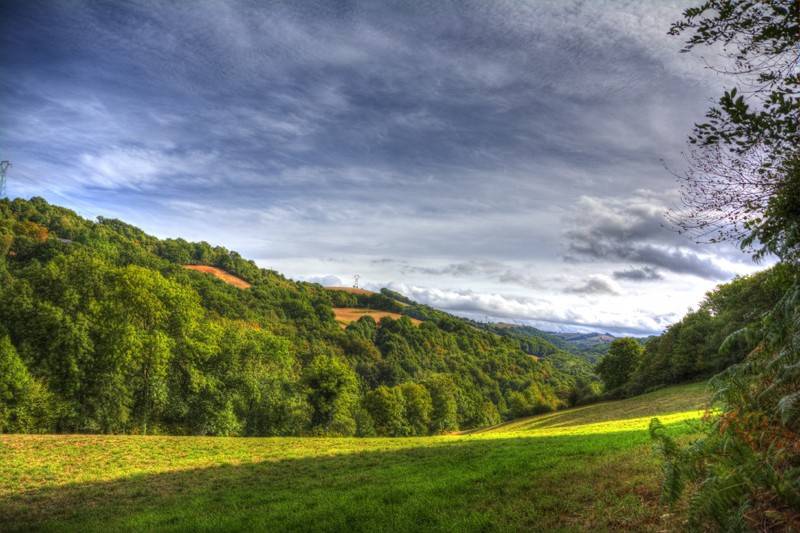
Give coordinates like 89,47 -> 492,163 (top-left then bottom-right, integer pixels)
0,382 -> 711,532
474,381 -> 709,434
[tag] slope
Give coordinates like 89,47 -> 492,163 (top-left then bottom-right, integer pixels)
0,382 -> 709,532
0,197 -> 581,437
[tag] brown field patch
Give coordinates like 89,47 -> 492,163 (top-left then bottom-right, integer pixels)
326,286 -> 376,296
333,307 -> 421,327
183,265 -> 251,289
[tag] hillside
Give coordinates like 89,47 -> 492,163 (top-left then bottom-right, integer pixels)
491,325 -> 615,363
471,381 -> 707,434
550,331 -> 616,359
0,197 -> 586,437
0,382 -> 709,531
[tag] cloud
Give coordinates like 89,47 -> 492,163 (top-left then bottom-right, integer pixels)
394,260 -> 542,289
300,275 -> 345,287
613,266 -> 663,281
384,282 -> 670,335
399,260 -> 503,277
79,148 -> 218,189
565,194 -> 734,280
565,275 -> 621,295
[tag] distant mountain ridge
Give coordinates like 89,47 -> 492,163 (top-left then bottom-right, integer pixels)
492,324 -> 614,363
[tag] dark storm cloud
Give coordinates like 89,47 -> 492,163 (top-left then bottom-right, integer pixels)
613,266 -> 664,281
564,195 -> 734,280
565,276 -> 621,295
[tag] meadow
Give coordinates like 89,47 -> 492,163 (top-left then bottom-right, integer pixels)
0,382 -> 709,532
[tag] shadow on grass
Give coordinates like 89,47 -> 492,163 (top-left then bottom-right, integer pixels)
0,427 -> 683,532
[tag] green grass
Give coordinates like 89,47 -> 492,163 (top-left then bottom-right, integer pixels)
0,382 -> 710,532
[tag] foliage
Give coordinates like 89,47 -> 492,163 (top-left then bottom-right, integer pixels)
302,355 -> 358,436
743,157 -> 800,262
595,338 -> 644,392
364,385 -> 409,437
668,0 -> 799,245
485,324 -> 613,363
651,285 -> 800,530
624,265 -> 793,395
399,382 -> 433,436
0,197 -> 581,436
649,3 -> 800,529
424,374 -> 459,434
0,334 -> 53,433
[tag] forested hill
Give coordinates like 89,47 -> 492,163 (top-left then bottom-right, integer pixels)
0,197 -> 589,437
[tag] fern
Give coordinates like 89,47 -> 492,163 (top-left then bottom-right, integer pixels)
651,279 -> 800,531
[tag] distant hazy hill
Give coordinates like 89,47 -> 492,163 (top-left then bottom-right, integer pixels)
492,324 -> 614,364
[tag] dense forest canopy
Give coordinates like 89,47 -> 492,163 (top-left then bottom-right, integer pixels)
0,197 -> 593,436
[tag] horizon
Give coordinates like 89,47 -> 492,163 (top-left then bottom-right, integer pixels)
0,0 -> 770,335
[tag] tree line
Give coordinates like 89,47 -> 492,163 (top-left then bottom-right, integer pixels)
593,264 -> 794,398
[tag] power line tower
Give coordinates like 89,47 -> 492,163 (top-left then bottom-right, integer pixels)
0,161 -> 10,198
353,274 -> 360,289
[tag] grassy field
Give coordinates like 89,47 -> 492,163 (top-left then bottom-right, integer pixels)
0,382 -> 709,532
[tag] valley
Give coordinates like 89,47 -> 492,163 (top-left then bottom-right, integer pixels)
2,0 -> 798,529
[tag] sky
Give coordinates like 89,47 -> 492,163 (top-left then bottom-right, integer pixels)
0,0 -> 768,335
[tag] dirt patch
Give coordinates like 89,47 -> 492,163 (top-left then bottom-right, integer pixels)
183,265 -> 251,289
333,308 -> 421,327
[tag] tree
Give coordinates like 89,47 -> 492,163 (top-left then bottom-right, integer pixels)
398,382 -> 432,436
668,0 -> 800,246
302,355 -> 358,436
0,333 -> 54,433
365,386 -> 409,437
0,196 -> 590,437
670,1 -> 798,158
568,378 -> 599,407
742,158 -> 800,261
507,391 -> 531,419
229,325 -> 306,437
0,335 -> 31,432
425,374 -> 458,433
595,338 -> 643,391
